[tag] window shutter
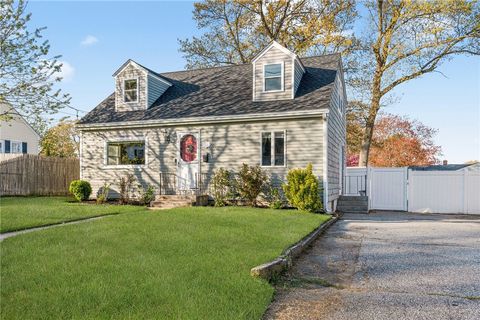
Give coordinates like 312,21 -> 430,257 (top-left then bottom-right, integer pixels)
5,140 -> 10,153
22,142 -> 28,154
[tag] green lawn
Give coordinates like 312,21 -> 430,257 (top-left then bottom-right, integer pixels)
0,196 -> 142,233
1,206 -> 329,319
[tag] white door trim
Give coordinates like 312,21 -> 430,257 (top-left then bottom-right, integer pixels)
177,132 -> 200,191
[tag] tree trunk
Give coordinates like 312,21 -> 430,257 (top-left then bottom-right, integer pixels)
359,74 -> 383,167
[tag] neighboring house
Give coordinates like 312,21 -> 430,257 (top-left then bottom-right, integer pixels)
409,162 -> 480,172
0,103 -> 40,157
77,41 -> 347,211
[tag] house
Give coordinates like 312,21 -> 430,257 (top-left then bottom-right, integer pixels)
409,162 -> 480,172
77,41 -> 347,211
0,103 -> 40,158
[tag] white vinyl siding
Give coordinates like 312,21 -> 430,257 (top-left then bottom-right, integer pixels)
115,64 -> 147,112
253,46 -> 293,101
80,118 -> 325,198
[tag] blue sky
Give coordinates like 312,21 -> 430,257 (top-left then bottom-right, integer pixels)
29,1 -> 479,163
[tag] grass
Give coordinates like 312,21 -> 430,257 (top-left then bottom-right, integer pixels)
0,196 -> 142,233
1,206 -> 330,319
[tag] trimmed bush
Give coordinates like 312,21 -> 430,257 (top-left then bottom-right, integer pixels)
211,168 -> 232,207
282,163 -> 323,212
139,184 -> 156,206
236,164 -> 267,207
69,180 -> 92,202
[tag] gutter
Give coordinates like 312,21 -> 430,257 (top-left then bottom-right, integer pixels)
76,109 -> 329,131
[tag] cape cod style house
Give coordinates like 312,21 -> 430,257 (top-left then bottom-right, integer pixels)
77,41 -> 346,211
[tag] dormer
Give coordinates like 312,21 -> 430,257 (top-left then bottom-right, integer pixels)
113,59 -> 172,112
252,41 -> 305,101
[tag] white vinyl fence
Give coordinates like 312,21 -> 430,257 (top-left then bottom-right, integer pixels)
345,166 -> 480,214
368,167 -> 408,211
408,170 -> 480,214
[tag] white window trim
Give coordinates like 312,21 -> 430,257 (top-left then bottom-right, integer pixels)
0,139 -> 4,153
263,62 -> 284,93
260,130 -> 287,168
103,137 -> 148,169
123,77 -> 139,104
11,140 -> 22,154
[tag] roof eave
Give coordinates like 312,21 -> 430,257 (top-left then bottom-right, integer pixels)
77,109 -> 329,130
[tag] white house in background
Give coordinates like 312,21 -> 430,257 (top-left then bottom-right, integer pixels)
0,103 -> 40,155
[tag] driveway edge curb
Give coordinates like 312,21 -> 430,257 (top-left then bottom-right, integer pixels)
250,214 -> 339,280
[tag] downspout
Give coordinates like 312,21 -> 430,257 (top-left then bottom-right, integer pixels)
322,114 -> 329,212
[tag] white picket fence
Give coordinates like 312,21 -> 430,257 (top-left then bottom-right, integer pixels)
345,167 -> 480,214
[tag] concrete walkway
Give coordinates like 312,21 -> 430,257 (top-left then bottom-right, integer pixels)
0,214 -> 115,241
265,212 -> 480,320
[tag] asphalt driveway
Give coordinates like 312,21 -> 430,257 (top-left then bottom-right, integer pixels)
265,212 -> 480,320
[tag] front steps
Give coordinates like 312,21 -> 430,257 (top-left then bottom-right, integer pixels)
149,195 -> 195,210
336,195 -> 368,214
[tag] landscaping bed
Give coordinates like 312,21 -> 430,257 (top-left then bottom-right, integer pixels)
1,206 -> 330,319
0,196 -> 142,233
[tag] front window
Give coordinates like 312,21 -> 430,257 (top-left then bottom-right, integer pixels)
124,79 -> 138,102
261,131 -> 285,166
107,141 -> 145,165
11,141 -> 22,154
0,140 -> 3,153
264,63 -> 282,91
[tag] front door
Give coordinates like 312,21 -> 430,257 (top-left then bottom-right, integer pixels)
177,132 -> 199,192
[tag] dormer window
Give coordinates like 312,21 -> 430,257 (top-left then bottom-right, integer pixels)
264,63 -> 283,92
124,79 -> 138,103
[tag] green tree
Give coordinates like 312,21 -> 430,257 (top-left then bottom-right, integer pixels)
179,0 -> 357,68
349,0 -> 479,166
0,0 -> 70,124
40,119 -> 79,158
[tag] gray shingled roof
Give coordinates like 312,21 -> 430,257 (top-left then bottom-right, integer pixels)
78,54 -> 340,125
409,164 -> 474,171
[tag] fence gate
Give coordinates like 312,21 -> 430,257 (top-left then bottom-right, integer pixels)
368,167 -> 408,211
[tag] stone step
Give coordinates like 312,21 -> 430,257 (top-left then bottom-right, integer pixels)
337,201 -> 368,207
341,211 -> 369,214
336,205 -> 368,212
149,202 -> 192,209
339,195 -> 368,201
155,195 -> 195,201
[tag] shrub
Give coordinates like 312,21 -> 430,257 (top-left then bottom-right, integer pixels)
139,184 -> 156,206
263,183 -> 285,209
96,182 -> 111,204
236,164 -> 267,206
211,168 -> 232,207
118,174 -> 136,204
282,163 -> 323,212
69,180 -> 92,202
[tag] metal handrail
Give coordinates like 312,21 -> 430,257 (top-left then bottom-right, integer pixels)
159,171 -> 208,196
343,174 -> 367,196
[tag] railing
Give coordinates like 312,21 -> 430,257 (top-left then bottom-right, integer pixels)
343,167 -> 367,196
159,172 -> 209,196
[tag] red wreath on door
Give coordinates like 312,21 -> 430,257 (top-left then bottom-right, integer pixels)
180,134 -> 197,162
